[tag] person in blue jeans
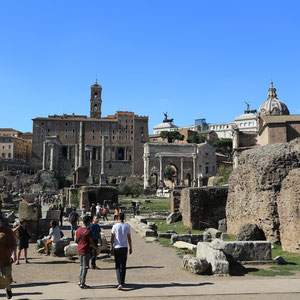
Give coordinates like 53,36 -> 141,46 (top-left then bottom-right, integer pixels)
110,213 -> 132,290
90,216 -> 102,269
68,208 -> 79,240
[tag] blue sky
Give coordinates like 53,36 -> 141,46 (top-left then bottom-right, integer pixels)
0,0 -> 299,133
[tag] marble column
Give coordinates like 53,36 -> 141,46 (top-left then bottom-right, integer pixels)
49,145 -> 54,171
74,144 -> 78,170
180,157 -> 184,185
192,156 -> 197,187
143,155 -> 150,189
159,156 -> 164,187
99,137 -> 107,186
78,122 -> 85,168
42,142 -> 47,170
88,149 -> 93,184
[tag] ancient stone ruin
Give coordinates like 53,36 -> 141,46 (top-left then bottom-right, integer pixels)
227,138 -> 300,252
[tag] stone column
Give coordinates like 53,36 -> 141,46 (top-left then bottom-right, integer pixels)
99,137 -> 107,186
192,156 -> 197,187
143,154 -> 150,189
42,142 -> 47,170
49,145 -> 54,171
74,144 -> 78,169
78,122 -> 85,168
88,148 -> 93,184
159,156 -> 164,187
96,148 -> 99,160
180,157 -> 184,185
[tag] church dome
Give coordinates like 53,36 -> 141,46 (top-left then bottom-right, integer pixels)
258,82 -> 289,117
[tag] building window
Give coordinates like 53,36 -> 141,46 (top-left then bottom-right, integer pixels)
112,130 -> 115,134
131,131 -> 133,134
48,121 -> 51,126
131,125 -> 133,130
72,129 -> 75,133
112,136 -> 115,140
126,136 -> 128,140
8,153 -> 11,158
92,123 -> 95,128
131,137 -> 133,140
206,166 -> 209,174
41,122 -> 44,126
55,128 -> 58,134
119,130 -> 122,134
112,124 -> 115,128
65,135 -> 68,139
2,145 -> 5,149
2,153 -> 5,158
55,122 -> 58,127
65,129 -> 68,133
72,135 -> 75,140
65,122 -> 68,126
8,145 -> 11,149
106,130 -> 109,134
36,121 -> 39,127
92,129 -> 95,133
100,130 -> 103,134
92,135 -> 95,140
119,136 -> 121,140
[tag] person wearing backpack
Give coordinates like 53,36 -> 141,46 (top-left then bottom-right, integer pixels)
75,215 -> 98,289
68,208 -> 79,240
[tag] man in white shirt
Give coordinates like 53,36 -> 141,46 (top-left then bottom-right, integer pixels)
110,213 -> 132,290
96,203 -> 101,216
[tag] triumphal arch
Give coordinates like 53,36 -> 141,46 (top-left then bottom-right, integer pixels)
143,142 -> 216,189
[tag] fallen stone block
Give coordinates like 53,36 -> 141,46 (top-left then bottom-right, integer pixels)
171,234 -> 204,245
52,237 -> 70,256
158,232 -> 173,239
221,241 -> 272,262
237,224 -> 266,241
206,228 -> 222,239
64,244 -> 78,257
173,241 -> 196,252
203,232 -> 212,242
181,254 -> 193,269
197,242 -> 229,275
166,212 -> 181,224
135,216 -> 147,223
188,257 -> 209,274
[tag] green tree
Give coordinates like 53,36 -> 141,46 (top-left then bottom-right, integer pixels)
160,131 -> 184,143
216,165 -> 233,186
118,181 -> 143,198
212,138 -> 233,157
164,166 -> 175,181
187,133 -> 206,144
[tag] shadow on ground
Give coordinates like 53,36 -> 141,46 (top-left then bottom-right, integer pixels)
93,282 -> 214,290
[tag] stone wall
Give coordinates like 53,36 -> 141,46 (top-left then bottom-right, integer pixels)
171,190 -> 181,213
277,169 -> 300,253
227,138 -> 300,245
179,187 -> 228,230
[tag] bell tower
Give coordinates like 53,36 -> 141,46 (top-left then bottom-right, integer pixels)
90,79 -> 102,119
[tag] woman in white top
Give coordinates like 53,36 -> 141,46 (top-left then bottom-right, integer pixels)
45,220 -> 61,256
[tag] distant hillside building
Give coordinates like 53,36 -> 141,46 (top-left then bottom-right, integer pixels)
32,80 -> 149,178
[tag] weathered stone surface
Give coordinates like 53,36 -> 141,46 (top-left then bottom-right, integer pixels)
181,254 -> 193,269
19,201 -> 41,221
206,228 -> 222,239
221,233 -> 229,240
197,242 -> 229,275
227,138 -> 300,244
173,241 -> 196,252
135,216 -> 147,224
171,234 -> 204,245
218,218 -> 227,232
180,187 -> 228,230
237,224 -> 266,241
157,232 -> 173,238
166,212 -> 181,224
52,237 -> 70,256
221,241 -> 272,262
171,190 -> 181,213
147,222 -> 157,232
210,239 -> 225,250
129,218 -> 157,237
277,169 -> 300,253
203,232 -> 212,242
181,255 -> 209,274
45,210 -> 61,220
64,244 -> 77,257
188,258 -> 209,274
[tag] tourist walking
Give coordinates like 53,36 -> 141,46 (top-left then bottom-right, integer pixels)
59,204 -> 64,227
15,219 -> 30,264
45,220 -> 61,256
69,207 -> 79,240
0,214 -> 16,299
96,203 -> 101,217
90,204 -> 96,218
110,212 -> 132,290
90,216 -> 102,269
102,206 -> 108,221
114,207 -> 119,221
76,215 -> 98,289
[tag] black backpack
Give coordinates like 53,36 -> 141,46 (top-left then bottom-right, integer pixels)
70,212 -> 77,223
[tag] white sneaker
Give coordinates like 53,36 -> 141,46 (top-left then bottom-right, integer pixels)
117,284 -> 123,290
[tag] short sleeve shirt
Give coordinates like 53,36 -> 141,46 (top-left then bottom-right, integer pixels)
111,223 -> 130,249
91,223 -> 101,241
76,227 -> 92,255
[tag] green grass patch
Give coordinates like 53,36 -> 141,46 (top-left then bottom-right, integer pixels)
150,220 -> 203,235
222,234 -> 236,241
248,245 -> 300,277
119,198 -> 171,213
